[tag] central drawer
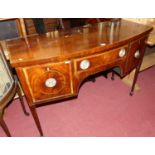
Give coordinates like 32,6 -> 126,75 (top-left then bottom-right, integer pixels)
22,61 -> 73,103
74,45 -> 128,78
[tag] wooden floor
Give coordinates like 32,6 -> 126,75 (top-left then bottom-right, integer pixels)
141,46 -> 155,71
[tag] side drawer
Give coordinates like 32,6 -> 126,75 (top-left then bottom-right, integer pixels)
20,61 -> 73,104
126,37 -> 147,73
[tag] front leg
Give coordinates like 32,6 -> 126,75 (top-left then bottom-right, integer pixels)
130,64 -> 141,96
29,106 -> 44,136
16,83 -> 29,116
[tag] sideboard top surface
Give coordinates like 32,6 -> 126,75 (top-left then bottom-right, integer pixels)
3,19 -> 153,67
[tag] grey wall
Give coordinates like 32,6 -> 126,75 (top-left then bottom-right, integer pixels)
0,20 -> 19,40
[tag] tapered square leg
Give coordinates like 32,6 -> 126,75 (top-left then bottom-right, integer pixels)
130,64 -> 141,96
29,106 -> 44,136
111,72 -> 115,80
16,84 -> 29,116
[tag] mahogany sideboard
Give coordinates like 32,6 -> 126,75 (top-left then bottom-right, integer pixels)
1,20 -> 152,136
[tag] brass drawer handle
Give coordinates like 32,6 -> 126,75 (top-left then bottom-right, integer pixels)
45,78 -> 57,88
134,50 -> 140,59
80,60 -> 90,70
119,48 -> 126,57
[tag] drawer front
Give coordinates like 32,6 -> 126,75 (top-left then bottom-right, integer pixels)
74,46 -> 128,77
22,62 -> 73,103
127,37 -> 146,73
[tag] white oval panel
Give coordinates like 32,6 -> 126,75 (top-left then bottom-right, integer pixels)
45,78 -> 57,88
80,60 -> 90,70
134,50 -> 140,59
119,48 -> 126,57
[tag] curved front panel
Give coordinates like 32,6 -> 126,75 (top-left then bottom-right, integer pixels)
73,45 -> 129,89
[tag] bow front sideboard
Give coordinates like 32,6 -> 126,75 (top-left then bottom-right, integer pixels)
1,20 -> 152,136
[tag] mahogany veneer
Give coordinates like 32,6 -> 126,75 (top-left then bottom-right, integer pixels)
2,20 -> 152,136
